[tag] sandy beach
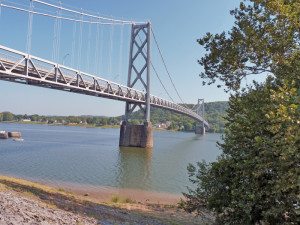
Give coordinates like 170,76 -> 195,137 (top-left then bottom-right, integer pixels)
43,181 -> 182,205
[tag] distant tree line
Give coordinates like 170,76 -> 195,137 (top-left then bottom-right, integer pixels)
0,101 -> 228,132
0,111 -> 121,127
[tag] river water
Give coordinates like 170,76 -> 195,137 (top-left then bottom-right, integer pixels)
0,123 -> 221,195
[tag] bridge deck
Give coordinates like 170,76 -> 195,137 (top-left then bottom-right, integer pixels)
0,45 -> 209,127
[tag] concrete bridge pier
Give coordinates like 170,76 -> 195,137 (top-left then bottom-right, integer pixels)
119,121 -> 153,148
195,123 -> 206,135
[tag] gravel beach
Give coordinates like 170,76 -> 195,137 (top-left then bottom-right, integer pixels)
0,191 -> 97,225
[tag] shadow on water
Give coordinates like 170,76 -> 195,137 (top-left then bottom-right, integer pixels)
116,147 -> 153,190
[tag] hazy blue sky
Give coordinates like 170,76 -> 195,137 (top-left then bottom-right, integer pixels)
0,0 -> 239,116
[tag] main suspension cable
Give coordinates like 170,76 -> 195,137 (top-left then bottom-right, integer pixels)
32,0 -> 143,24
0,3 -> 130,25
151,28 -> 187,106
137,34 -> 175,102
151,63 -> 175,102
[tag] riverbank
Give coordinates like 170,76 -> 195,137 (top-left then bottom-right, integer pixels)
0,175 -> 214,225
0,121 -> 120,129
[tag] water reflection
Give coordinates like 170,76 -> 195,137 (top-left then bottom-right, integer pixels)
117,147 -> 153,190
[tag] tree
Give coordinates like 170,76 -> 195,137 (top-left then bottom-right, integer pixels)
2,112 -> 14,121
183,80 -> 299,224
198,0 -> 300,90
182,0 -> 300,224
30,114 -> 40,122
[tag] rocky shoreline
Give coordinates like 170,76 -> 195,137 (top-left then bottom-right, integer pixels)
0,191 -> 96,225
0,176 -> 214,225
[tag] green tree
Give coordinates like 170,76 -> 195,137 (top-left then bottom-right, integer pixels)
198,0 -> 300,90
2,112 -> 14,121
183,121 -> 193,131
183,81 -> 299,224
30,114 -> 40,122
182,0 -> 300,224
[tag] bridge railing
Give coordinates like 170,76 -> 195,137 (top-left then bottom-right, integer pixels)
0,44 -> 208,126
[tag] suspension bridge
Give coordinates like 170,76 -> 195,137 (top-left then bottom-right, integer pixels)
0,0 -> 209,148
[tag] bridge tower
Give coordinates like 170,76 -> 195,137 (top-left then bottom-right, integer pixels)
195,99 -> 206,135
119,22 -> 153,148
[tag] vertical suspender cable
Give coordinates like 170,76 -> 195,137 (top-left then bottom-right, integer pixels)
71,22 -> 77,67
118,24 -> 124,83
86,19 -> 92,72
123,26 -> 130,84
77,11 -> 83,70
51,4 -> 61,62
99,22 -> 104,75
94,20 -> 100,74
26,0 -> 34,54
56,3 -> 62,63
0,0 -> 2,39
108,23 -> 114,75
0,0 -> 2,18
52,15 -> 56,60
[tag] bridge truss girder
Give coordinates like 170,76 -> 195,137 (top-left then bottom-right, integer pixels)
0,44 -> 209,127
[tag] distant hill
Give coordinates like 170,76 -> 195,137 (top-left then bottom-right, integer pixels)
129,101 -> 228,133
204,101 -> 228,133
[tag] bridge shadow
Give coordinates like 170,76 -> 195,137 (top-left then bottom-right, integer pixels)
116,147 -> 153,190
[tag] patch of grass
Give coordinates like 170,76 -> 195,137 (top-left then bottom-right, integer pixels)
163,204 -> 177,209
124,197 -> 136,204
111,195 -> 120,203
111,195 -> 136,204
177,198 -> 185,209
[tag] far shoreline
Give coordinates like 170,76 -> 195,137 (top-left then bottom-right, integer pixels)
0,121 -> 222,134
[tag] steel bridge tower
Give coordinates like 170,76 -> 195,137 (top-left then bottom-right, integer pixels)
194,99 -> 206,135
119,22 -> 153,148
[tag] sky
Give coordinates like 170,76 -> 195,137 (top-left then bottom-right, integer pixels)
0,0 -> 240,116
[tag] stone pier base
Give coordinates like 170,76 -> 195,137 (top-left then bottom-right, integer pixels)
195,124 -> 206,135
119,121 -> 153,148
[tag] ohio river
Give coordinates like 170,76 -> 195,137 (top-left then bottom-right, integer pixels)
0,123 -> 221,195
